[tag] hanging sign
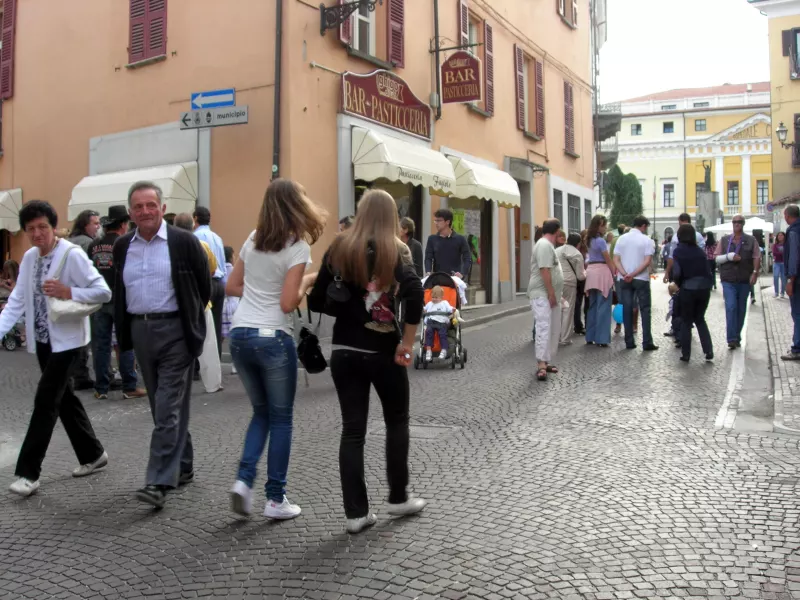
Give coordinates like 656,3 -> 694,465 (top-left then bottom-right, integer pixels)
441,51 -> 482,104
341,70 -> 432,140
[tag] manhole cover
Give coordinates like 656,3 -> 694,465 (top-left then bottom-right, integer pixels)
369,424 -> 458,439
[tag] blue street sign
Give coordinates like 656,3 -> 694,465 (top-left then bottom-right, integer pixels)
191,88 -> 236,110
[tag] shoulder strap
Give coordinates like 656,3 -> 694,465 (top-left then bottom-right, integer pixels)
52,245 -> 75,280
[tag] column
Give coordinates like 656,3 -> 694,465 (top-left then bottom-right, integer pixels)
715,156 -> 724,212
741,154 -> 751,214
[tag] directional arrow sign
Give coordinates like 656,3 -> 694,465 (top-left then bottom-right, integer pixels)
191,88 -> 236,110
180,106 -> 249,130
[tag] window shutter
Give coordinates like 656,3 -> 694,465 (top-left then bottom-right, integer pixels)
514,45 -> 525,130
146,0 -> 167,58
129,0 -> 147,63
0,0 -> 16,100
557,0 -> 565,17
459,0 -> 469,49
783,30 -> 793,57
339,0 -> 352,45
572,0 -> 578,26
564,82 -> 575,154
535,59 -> 545,137
484,22 -> 494,115
387,0 -> 404,67
793,114 -> 800,168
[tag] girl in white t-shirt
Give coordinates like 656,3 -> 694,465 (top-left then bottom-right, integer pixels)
225,179 -> 326,521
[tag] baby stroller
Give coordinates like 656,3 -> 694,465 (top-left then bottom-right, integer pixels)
0,300 -> 23,351
414,272 -> 467,370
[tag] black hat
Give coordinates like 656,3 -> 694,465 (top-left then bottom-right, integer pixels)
101,205 -> 130,227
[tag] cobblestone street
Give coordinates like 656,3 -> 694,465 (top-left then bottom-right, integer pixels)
1,282 -> 799,600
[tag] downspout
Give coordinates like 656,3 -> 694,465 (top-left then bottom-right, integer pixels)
272,0 -> 284,180
683,110 -> 687,212
434,0 -> 442,120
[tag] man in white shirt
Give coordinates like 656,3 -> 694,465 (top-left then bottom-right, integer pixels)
614,215 -> 659,352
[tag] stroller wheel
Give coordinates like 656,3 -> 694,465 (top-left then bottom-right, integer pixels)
462,348 -> 468,364
3,336 -> 16,351
450,354 -> 456,369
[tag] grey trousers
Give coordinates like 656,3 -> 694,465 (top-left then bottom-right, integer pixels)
131,317 -> 194,488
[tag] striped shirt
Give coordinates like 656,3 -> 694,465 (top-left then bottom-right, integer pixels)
194,224 -> 226,280
123,219 -> 179,314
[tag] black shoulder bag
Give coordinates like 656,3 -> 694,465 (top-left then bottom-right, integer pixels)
296,306 -> 327,374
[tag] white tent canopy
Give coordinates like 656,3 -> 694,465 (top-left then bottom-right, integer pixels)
0,188 -> 22,233
69,162 -> 198,220
351,127 -> 455,195
704,216 -> 774,235
447,156 -> 521,208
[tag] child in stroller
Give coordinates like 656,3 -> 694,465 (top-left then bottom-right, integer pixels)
415,273 -> 467,369
423,285 -> 454,361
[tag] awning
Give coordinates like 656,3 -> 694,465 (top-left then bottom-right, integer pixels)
447,156 -> 521,208
351,127 -> 455,195
0,188 -> 22,233
704,216 -> 775,234
69,162 -> 198,220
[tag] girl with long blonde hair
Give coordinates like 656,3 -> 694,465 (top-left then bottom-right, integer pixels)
308,189 -> 427,534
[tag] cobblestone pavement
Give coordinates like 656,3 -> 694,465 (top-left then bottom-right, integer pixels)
1,282 -> 800,600
761,275 -> 800,432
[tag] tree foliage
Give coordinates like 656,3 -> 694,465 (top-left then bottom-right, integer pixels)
605,165 -> 644,229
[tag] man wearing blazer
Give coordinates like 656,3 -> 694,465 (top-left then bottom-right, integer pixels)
113,181 -> 211,508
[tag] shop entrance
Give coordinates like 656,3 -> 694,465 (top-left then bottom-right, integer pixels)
449,197 -> 492,305
355,180 -> 423,242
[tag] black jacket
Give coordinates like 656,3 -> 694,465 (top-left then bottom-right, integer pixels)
113,224 -> 211,358
407,237 -> 424,278
673,244 -> 713,290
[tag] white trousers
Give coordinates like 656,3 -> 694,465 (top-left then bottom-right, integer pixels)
560,285 -> 577,344
198,308 -> 222,393
531,297 -> 561,364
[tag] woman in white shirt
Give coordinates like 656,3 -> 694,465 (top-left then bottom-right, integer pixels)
556,233 -> 586,345
226,179 -> 326,520
0,201 -> 112,497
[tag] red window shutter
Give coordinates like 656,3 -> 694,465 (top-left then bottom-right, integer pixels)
459,0 -> 469,49
514,45 -> 525,130
387,0 -> 404,67
564,81 -> 575,154
339,0 -> 352,45
535,59 -> 545,137
0,0 -> 16,100
783,30 -> 793,57
484,22 -> 494,115
129,0 -> 147,63
146,0 -> 167,58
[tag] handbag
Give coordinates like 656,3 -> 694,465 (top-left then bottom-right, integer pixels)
296,306 -> 327,374
47,246 -> 103,323
322,262 -> 351,316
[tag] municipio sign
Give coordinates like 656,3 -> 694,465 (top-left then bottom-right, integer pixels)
341,70 -> 432,140
180,106 -> 249,130
441,51 -> 481,104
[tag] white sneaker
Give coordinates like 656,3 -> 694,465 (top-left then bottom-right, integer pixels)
438,350 -> 447,360
346,513 -> 377,534
72,451 -> 108,478
230,480 -> 253,516
387,497 -> 428,516
9,477 -> 39,497
264,495 -> 302,520
424,349 -> 432,362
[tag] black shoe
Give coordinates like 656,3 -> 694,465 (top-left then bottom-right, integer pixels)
643,344 -> 659,351
679,356 -> 690,362
735,341 -> 741,348
664,330 -> 675,337
574,328 -> 586,335
705,353 -> 714,361
626,345 -> 637,350
135,485 -> 167,508
728,342 -> 737,350
178,470 -> 194,486
73,379 -> 95,391
751,298 -> 756,305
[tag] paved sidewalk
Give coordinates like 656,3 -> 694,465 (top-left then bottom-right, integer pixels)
760,275 -> 800,431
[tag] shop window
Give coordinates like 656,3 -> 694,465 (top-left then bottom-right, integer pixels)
553,189 -> 563,223
663,183 -> 675,208
567,194 -> 580,234
584,198 -> 591,229
128,0 -> 167,66
663,122 -> 674,134
727,181 -> 739,206
757,180 -> 768,205
631,123 -> 642,136
695,119 -> 706,132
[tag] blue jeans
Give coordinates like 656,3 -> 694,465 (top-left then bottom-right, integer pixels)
791,293 -> 800,354
91,304 -> 138,394
620,279 -> 653,347
230,328 -> 297,502
586,289 -> 612,345
774,263 -> 787,296
722,282 -> 751,344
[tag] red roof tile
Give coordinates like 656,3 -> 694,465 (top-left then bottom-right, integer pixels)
623,82 -> 771,103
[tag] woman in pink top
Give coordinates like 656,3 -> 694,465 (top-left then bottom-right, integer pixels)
583,215 -> 616,347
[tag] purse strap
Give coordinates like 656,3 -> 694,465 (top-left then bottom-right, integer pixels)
296,306 -> 322,333
52,246 -> 75,281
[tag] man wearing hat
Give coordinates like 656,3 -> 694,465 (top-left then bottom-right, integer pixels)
87,206 -> 146,400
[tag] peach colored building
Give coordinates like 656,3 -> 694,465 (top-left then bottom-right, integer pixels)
0,0 -> 604,305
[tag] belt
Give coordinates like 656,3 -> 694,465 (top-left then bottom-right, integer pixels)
131,311 -> 180,321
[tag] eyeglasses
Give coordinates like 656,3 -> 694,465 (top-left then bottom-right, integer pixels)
732,220 -> 745,225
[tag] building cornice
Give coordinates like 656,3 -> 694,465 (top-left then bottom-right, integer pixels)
623,104 -> 771,119
749,0 -> 800,18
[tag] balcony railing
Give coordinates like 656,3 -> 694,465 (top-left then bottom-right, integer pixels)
599,137 -> 618,152
597,102 -> 621,114
753,204 -> 766,216
724,206 -> 740,217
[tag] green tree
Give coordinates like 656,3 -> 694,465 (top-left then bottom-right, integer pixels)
605,165 -> 644,228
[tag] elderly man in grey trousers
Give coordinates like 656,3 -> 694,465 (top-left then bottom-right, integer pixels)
113,182 -> 211,508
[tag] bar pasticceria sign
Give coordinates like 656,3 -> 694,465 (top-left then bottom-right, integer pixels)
342,70 -> 432,141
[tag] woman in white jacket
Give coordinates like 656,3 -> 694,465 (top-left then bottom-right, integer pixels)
556,233 -> 587,345
0,201 -> 112,497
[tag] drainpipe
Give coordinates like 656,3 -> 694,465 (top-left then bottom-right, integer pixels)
272,0 -> 284,180
433,0 -> 442,120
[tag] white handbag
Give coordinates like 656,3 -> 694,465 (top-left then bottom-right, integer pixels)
47,246 -> 103,323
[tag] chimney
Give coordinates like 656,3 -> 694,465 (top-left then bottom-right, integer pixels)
747,83 -> 753,92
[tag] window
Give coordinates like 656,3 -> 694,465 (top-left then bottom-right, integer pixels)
468,20 -> 479,56
661,104 -> 676,111
564,81 -> 575,155
572,0 -> 578,26
727,181 -> 739,206
757,180 -> 769,205
522,55 -> 530,132
631,123 -> 642,136
663,122 -> 674,134
352,2 -> 375,55
462,6 -> 493,115
568,194 -> 580,234
557,0 -> 566,17
693,102 -> 709,108
584,199 -> 591,229
663,183 -> 675,208
514,48 -> 544,136
0,0 -> 15,99
129,0 -> 168,65
782,29 -> 800,79
553,189 -> 563,224
694,119 -> 706,132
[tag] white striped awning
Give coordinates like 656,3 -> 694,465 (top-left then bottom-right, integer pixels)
448,156 -> 521,208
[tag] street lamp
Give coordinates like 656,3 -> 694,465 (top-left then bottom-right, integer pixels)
776,121 -> 797,149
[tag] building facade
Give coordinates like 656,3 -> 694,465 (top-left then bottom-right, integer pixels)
0,0 -> 601,305
613,83 -> 772,241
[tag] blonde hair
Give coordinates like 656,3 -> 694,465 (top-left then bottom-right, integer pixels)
254,178 -> 327,252
329,190 -> 411,288
431,285 -> 444,298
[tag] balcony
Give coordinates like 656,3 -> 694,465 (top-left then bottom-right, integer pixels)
724,206 -> 741,217
598,136 -> 618,170
594,102 -> 622,142
725,205 -> 767,217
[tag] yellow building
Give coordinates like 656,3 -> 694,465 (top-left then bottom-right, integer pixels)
750,0 -> 800,224
614,83 -> 772,241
